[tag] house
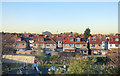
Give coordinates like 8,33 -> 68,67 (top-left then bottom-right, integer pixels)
14,36 -> 26,50
57,36 -> 65,48
107,35 -> 120,49
63,36 -> 76,52
30,36 -> 45,49
44,37 -> 56,50
63,36 -> 88,52
88,36 -> 103,49
75,37 -> 87,49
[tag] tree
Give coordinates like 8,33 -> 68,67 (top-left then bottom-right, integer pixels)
83,28 -> 91,41
50,55 -> 59,64
68,55 -> 119,74
2,33 -> 15,55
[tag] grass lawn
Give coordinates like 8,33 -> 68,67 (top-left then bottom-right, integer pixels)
2,63 -> 69,73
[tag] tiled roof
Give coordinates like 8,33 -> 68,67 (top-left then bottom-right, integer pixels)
16,40 -> 26,43
44,38 -> 56,44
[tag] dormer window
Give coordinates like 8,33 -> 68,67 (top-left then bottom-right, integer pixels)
46,44 -> 50,46
17,39 -> 20,41
39,44 -> 43,47
110,38 -> 112,41
76,38 -> 80,41
115,38 -> 119,41
83,44 -> 86,46
91,44 -> 96,47
40,39 -> 43,41
70,38 -> 73,41
34,44 -> 36,46
92,38 -> 96,41
69,44 -> 73,47
16,43 -> 20,46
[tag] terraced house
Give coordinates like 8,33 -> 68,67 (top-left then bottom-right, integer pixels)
14,35 -> 26,50
29,36 -> 56,50
63,36 -> 87,52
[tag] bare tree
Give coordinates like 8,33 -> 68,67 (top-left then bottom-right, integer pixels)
2,33 -> 15,55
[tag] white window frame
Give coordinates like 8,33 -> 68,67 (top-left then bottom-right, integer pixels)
98,44 -> 101,46
64,44 -> 67,46
83,44 -> 86,46
40,39 -> 43,41
39,44 -> 43,47
46,44 -> 50,46
99,38 -> 101,41
52,44 -> 55,46
77,44 -> 80,47
91,44 -> 96,47
23,43 -> 24,46
92,38 -> 96,41
70,38 -> 73,41
110,38 -> 112,41
17,39 -> 20,41
115,44 -> 118,47
115,38 -> 119,41
69,44 -> 73,47
16,43 -> 20,46
34,44 -> 36,46
76,38 -> 80,42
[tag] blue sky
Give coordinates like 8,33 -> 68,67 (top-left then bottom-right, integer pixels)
2,2 -> 118,34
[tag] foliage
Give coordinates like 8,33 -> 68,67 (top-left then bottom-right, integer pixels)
83,28 -> 91,40
68,55 -> 119,74
50,55 -> 59,64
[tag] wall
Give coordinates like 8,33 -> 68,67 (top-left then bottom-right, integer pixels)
90,44 -> 103,49
108,44 -> 120,49
45,44 -> 56,49
63,44 -> 75,49
2,55 -> 35,64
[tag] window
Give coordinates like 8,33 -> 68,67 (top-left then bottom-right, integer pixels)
92,38 -> 96,41
16,43 -> 20,46
115,44 -> 118,47
84,51 -> 87,53
17,39 -> 20,41
110,38 -> 112,41
115,38 -> 119,41
69,44 -> 73,47
102,41 -> 105,44
83,44 -> 86,46
77,44 -> 80,47
34,44 -> 36,46
39,44 -> 43,47
98,44 -> 101,46
59,41 -> 62,43
99,38 -> 101,41
103,45 -> 105,47
76,38 -> 80,41
23,43 -> 24,45
52,44 -> 55,46
70,38 -> 73,41
64,44 -> 67,46
110,44 -> 112,47
91,44 -> 96,47
46,44 -> 50,46
40,39 -> 43,41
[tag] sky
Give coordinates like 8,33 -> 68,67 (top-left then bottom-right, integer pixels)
2,2 -> 118,34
